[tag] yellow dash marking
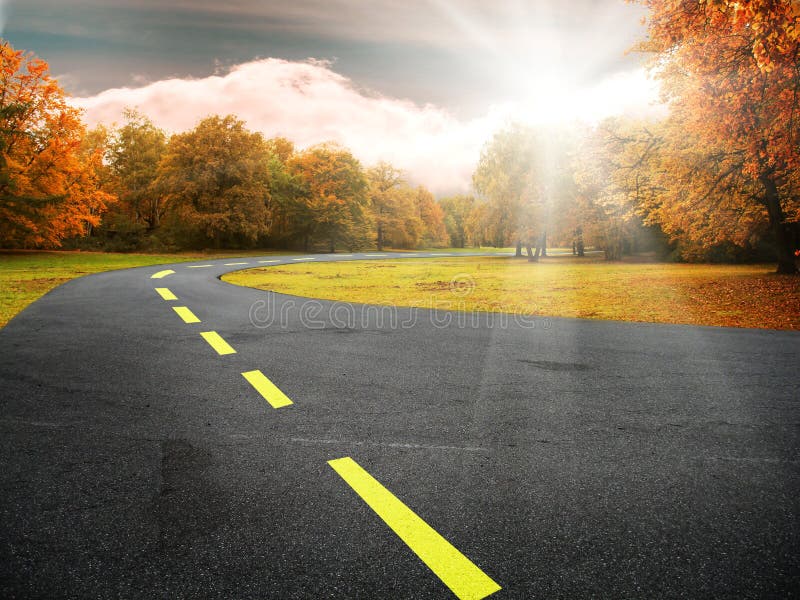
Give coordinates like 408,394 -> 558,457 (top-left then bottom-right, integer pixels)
186,264 -> 213,268
328,457 -> 501,600
258,260 -> 281,263
241,370 -> 293,409
364,253 -> 387,257
200,331 -> 236,355
155,287 -> 178,301
224,262 -> 249,266
292,257 -> 315,261
151,269 -> 175,279
173,306 -> 200,323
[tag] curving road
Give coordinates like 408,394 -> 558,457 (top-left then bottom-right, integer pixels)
1,252 -> 798,599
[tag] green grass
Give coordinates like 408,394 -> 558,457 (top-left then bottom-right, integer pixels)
0,249 -> 285,328
223,255 -> 800,330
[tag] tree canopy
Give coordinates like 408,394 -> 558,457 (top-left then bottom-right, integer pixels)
0,41 -> 114,248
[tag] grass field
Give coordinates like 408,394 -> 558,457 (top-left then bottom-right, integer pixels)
0,248 -> 503,329
0,250 -> 285,328
223,255 -> 800,330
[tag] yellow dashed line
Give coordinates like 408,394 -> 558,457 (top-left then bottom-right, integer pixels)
186,264 -> 213,268
241,370 -> 293,408
258,260 -> 281,263
328,457 -> 501,600
151,269 -> 175,279
224,262 -> 250,266
292,257 -> 315,261
364,254 -> 387,257
173,306 -> 200,323
200,331 -> 236,355
155,287 -> 177,301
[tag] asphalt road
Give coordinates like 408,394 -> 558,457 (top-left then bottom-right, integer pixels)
1,252 -> 798,599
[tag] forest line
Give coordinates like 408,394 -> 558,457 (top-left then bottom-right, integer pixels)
2,0 -> 799,273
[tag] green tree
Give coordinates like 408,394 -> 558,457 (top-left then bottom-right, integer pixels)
439,195 -> 475,248
107,109 -> 167,231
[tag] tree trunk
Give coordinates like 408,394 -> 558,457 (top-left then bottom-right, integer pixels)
540,231 -> 547,257
760,174 -> 799,274
526,244 -> 536,262
515,240 -> 523,257
377,224 -> 383,251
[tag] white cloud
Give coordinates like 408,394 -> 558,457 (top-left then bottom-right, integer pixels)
72,58 -> 662,195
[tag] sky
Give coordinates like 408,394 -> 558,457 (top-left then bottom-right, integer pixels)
1,0 -> 662,194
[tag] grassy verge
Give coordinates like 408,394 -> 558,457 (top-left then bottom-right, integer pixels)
223,255 -> 800,330
0,250 -> 283,328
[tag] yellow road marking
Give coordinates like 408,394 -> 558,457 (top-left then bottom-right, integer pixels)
258,260 -> 281,263
364,254 -> 387,257
241,370 -> 293,408
155,287 -> 177,301
186,264 -> 213,268
328,457 -> 501,600
224,262 -> 249,266
200,331 -> 236,355
151,269 -> 175,279
292,257 -> 315,261
173,306 -> 200,323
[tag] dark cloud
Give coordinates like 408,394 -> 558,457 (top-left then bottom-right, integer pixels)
3,0 -> 648,115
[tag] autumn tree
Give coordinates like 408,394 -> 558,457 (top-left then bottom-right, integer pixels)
414,186 -> 449,248
473,124 -> 574,260
464,201 -> 500,247
106,109 -> 167,231
439,195 -> 475,248
635,0 -> 800,273
574,117 -> 667,260
157,115 -> 271,248
367,162 -> 405,251
288,143 -> 372,251
0,40 -> 114,248
472,126 -> 534,256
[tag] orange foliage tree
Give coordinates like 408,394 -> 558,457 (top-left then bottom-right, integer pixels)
0,40 -> 114,248
635,0 -> 800,273
288,143 -> 372,252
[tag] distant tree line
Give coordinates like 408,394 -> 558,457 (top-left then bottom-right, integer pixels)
2,14 -> 799,274
76,110 -> 452,252
453,0 -> 800,273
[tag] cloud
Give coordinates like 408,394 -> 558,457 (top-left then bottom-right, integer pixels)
72,58 -> 662,195
73,58 -> 505,194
